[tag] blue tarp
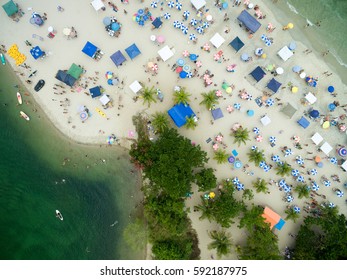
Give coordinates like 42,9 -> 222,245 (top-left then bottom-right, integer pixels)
211,108 -> 224,120
110,50 -> 126,67
229,36 -> 244,52
274,218 -> 285,230
82,41 -> 98,58
55,70 -> 76,87
125,43 -> 141,60
237,10 -> 261,33
250,66 -> 266,82
89,86 -> 102,98
30,46 -> 43,60
267,78 -> 282,93
152,17 -> 162,28
297,116 -> 310,129
168,103 -> 195,128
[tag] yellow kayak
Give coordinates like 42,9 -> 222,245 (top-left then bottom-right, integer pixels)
95,107 -> 106,118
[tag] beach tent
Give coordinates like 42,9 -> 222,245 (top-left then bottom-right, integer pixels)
168,103 -> 195,128
320,142 -> 333,156
297,116 -> 310,129
129,80 -> 142,94
158,45 -> 174,61
267,78 -> 282,93
211,108 -> 224,120
262,207 -> 281,230
229,36 -> 244,52
210,33 -> 225,48
277,46 -> 293,61
2,0 -> 18,16
190,0 -> 206,10
341,160 -> 347,172
55,70 -> 76,87
110,50 -> 126,67
152,17 -> 162,29
237,10 -> 261,34
250,66 -> 266,82
91,0 -> 105,11
311,132 -> 323,145
125,43 -> 141,60
89,86 -> 102,98
99,94 -> 110,106
260,115 -> 271,126
280,103 -> 297,119
305,92 -> 317,104
30,46 -> 44,60
82,41 -> 98,58
67,63 -> 83,80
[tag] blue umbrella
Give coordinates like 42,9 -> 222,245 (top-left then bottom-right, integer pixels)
297,175 -> 305,183
285,149 -> 293,157
150,1 -> 158,8
236,183 -> 245,191
137,9 -> 144,16
163,12 -> 171,20
189,33 -> 196,40
253,127 -> 260,134
328,86 -> 334,93
310,168 -> 318,175
168,1 -> 175,8
328,103 -> 336,111
103,17 -> 111,26
309,109 -> 320,118
234,161 -> 242,169
317,162 -> 323,168
139,20 -> 145,26
234,103 -> 241,110
241,53 -> 249,61
286,195 -> 294,202
263,165 -> 270,172
187,71 -> 193,78
336,190 -> 344,197
296,156 -> 304,165
107,79 -> 113,85
181,26 -> 188,34
173,20 -> 181,28
269,136 -> 276,144
330,157 -> 338,164
259,161 -> 266,168
272,155 -> 280,162
196,26 -> 204,34
324,180 -> 331,187
176,2 -> 182,10
292,65 -> 301,73
328,202 -> 335,208
228,156 -> 235,163
203,21 -> 209,28
189,53 -> 197,61
251,145 -> 257,150
283,185 -> 291,193
179,71 -> 187,78
177,58 -> 185,66
293,206 -> 300,213
291,169 -> 299,177
183,65 -> 191,72
266,98 -> 275,106
289,41 -> 297,50
222,2 -> 228,9
247,110 -> 254,116
232,177 -> 239,184
190,18 -> 197,26
111,22 -> 120,31
183,10 -> 190,18
311,182 -> 319,191
279,179 -> 286,188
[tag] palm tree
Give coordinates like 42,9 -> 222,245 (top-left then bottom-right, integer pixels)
173,87 -> 191,105
294,183 -> 310,199
208,230 -> 233,258
285,208 -> 300,223
252,178 -> 268,194
140,86 -> 157,107
194,196 -> 213,222
242,189 -> 254,200
247,149 -> 265,166
185,115 -> 197,130
275,161 -> 292,177
213,149 -> 228,164
200,90 -> 219,110
232,127 -> 250,146
151,112 -> 169,134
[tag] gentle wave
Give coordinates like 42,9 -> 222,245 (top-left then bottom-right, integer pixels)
286,2 -> 299,14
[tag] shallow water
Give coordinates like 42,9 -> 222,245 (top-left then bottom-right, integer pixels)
0,65 -> 143,260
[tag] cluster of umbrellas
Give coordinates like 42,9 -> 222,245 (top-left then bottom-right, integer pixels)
7,44 -> 26,66
238,91 -> 252,100
226,64 -> 237,73
147,61 -> 159,73
103,17 -> 121,34
259,161 -> 271,172
278,179 -> 292,193
173,20 -> 189,34
29,13 -> 44,26
203,72 -> 214,87
232,177 -> 245,191
167,1 -> 183,10
105,71 -> 119,86
305,76 -> 318,87
221,81 -> 233,94
213,50 -> 224,62
175,57 -> 193,79
133,8 -> 152,26
107,134 -> 117,145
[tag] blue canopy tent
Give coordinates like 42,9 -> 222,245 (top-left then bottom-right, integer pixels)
89,86 -> 102,98
274,218 -> 285,230
237,10 -> 261,33
125,43 -> 141,60
168,103 -> 195,128
211,108 -> 224,120
250,66 -> 266,82
82,41 -> 98,58
267,78 -> 282,93
229,36 -> 244,52
152,17 -> 162,29
110,50 -> 126,67
30,46 -> 44,60
297,116 -> 310,129
55,70 -> 76,87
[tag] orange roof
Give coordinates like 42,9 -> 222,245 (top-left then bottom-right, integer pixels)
262,207 -> 281,229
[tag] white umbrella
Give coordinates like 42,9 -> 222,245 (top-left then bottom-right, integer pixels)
276,67 -> 284,75
163,12 -> 171,20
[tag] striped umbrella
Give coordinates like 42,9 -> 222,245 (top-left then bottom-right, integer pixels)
311,182 -> 319,191
203,21 -> 210,28
324,180 -> 331,187
232,177 -> 240,184
272,155 -> 280,162
263,165 -> 270,172
189,33 -> 196,40
182,50 -> 189,57
310,168 -> 318,175
266,98 -> 275,106
253,127 -> 260,134
293,135 -> 300,143
259,161 -> 266,168
168,1 -> 175,8
181,26 -> 188,34
196,60 -> 202,67
234,103 -> 241,110
256,135 -> 263,142
336,190 -> 344,197
163,12 -> 171,20
196,26 -> 204,34
187,72 -> 193,78
291,169 -> 299,177
183,10 -> 190,18
284,148 -> 293,157
176,2 -> 182,10
328,202 -> 335,208
173,20 -> 181,28
296,156 -> 304,165
293,206 -> 300,213
330,157 -> 338,164
279,179 -> 286,188
236,183 -> 245,191
269,136 -> 276,144
286,195 -> 294,202
190,18 -> 198,26
150,1 -> 158,8
297,175 -> 305,183
283,185 -> 291,193
251,145 -> 257,150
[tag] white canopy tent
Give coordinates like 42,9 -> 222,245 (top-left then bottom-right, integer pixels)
277,46 -> 293,61
260,115 -> 271,126
129,80 -> 142,94
311,132 -> 323,145
341,160 -> 347,172
320,141 -> 333,156
158,45 -> 174,62
210,33 -> 225,48
91,0 -> 105,11
99,94 -> 110,106
305,92 -> 317,104
191,0 -> 206,10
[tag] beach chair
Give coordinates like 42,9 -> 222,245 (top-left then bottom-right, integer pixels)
232,149 -> 238,156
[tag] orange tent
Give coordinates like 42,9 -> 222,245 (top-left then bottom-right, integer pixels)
262,207 -> 281,229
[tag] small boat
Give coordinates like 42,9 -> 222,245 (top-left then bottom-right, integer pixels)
20,111 -> 30,121
0,53 -> 5,65
55,210 -> 63,221
17,92 -> 22,105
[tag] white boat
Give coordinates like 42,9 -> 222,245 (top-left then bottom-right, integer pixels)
55,210 -> 63,221
17,92 -> 22,105
20,111 -> 30,121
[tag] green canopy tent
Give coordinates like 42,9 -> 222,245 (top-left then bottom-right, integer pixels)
2,0 -> 18,17
67,63 -> 83,80
280,103 -> 297,119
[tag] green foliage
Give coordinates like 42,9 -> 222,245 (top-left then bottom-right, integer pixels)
199,90 -> 219,110
173,88 -> 191,105
194,196 -> 214,222
129,138 -> 153,169
152,239 -> 192,260
208,230 -> 233,259
247,149 -> 265,166
151,112 -> 170,134
242,189 -> 254,200
284,207 -> 300,223
239,205 -> 266,230
252,178 -> 268,194
185,115 -> 197,130
195,168 -> 217,192
213,149 -> 229,164
123,219 -> 147,252
294,184 -> 310,199
231,127 -> 250,146
275,161 -> 292,177
140,86 -> 157,107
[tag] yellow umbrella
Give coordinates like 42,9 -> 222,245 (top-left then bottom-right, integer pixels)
209,192 -> 215,199
261,53 -> 267,59
147,61 -> 154,68
322,121 -> 330,129
291,86 -> 298,93
287,23 -> 294,29
226,87 -> 232,94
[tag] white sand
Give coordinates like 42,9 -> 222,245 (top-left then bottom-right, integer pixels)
1,0 -> 346,259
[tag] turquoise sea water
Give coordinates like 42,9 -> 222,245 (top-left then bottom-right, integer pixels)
0,65 -> 143,259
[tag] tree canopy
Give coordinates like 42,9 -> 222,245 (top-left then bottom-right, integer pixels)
195,168 -> 217,192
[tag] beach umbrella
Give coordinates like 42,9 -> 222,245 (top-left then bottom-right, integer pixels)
202,43 -> 210,51
279,179 -> 286,188
259,161 -> 266,168
256,135 -> 263,142
189,54 -> 198,61
297,175 -> 305,183
234,161 -> 242,169
291,86 -> 298,93
150,34 -> 156,41
182,50 -> 189,57
317,162 -> 323,168
187,72 -> 193,78
251,145 -> 257,151
107,79 -> 113,85
206,14 -> 213,21
228,156 -> 235,163
236,183 -> 245,191
253,127 -> 260,134
232,177 -> 239,184
234,103 -> 241,110
263,165 -> 271,172
189,33 -> 196,41
272,155 -> 280,162
163,12 -> 171,20
173,20 -> 181,28
284,149 -> 293,157
212,143 -> 219,150
310,168 -> 318,175
255,48 -> 263,56
311,182 -> 319,191
226,105 -> 233,113
179,71 -> 187,78
80,111 -> 88,121
328,86 -> 334,93
338,147 -> 347,157
103,17 -> 111,26
63,27 -> 72,36
336,190 -> 344,198
168,1 -> 174,8
309,110 -> 320,118
286,195 -> 294,203
190,18 -> 197,26
324,180 -> 331,187
315,156 -> 321,163
247,110 -> 254,117
225,87 -> 233,94
177,58 -> 185,66
329,157 -> 338,165
196,26 -> 204,34
137,9 -> 144,16
150,1 -> 158,8
269,136 -> 276,144
215,90 -> 222,97
112,78 -> 119,85
176,2 -> 182,10
283,185 -> 291,193
291,169 -> 299,177
328,202 -> 335,208
293,135 -> 300,143
328,103 -> 336,111
322,121 -> 330,129
107,136 -> 115,145
183,10 -> 190,18
151,64 -> 158,71
292,65 -> 301,73
293,206 -> 300,213
276,67 -> 284,75
241,53 -> 249,61
289,41 -> 297,50
111,22 -> 120,31
296,157 -> 304,165
266,98 -> 275,106
156,35 -> 165,43
226,64 -> 236,72
299,72 -> 306,79
203,21 -> 209,28
181,26 -> 188,34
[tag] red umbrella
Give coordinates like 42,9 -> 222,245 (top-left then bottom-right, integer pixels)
175,66 -> 183,73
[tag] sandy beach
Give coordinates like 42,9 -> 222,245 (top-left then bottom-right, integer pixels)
1,0 -> 346,260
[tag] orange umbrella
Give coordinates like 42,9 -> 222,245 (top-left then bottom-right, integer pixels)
315,156 -> 321,163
